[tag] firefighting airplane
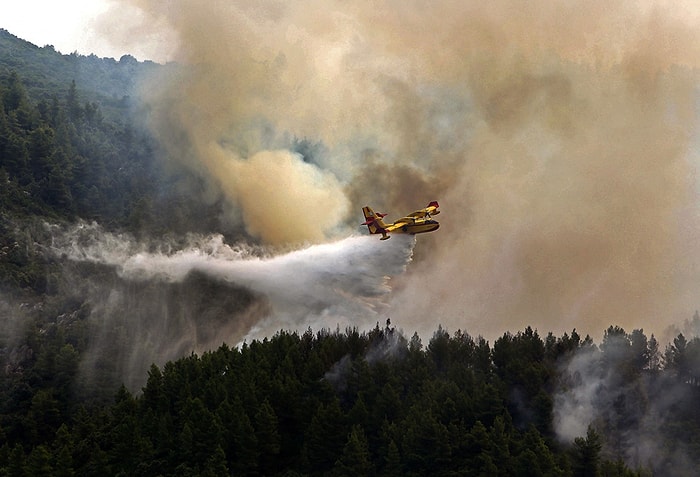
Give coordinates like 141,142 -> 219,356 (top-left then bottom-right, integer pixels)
361,201 -> 440,240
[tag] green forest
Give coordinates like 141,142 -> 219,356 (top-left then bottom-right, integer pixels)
2,29 -> 700,476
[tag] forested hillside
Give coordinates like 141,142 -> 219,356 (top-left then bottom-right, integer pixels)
4,322 -> 700,476
0,31 -> 251,294
2,29 -> 700,477
0,29 -> 156,119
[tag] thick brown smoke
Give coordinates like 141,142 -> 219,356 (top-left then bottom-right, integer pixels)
104,0 -> 700,339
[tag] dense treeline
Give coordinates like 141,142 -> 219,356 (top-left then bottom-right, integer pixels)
3,322 -> 700,475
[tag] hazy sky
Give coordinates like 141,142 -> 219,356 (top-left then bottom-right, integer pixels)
3,1 -> 699,66
0,0 -> 169,60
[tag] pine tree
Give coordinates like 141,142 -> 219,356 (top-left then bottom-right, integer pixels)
333,425 -> 373,477
52,424 -> 75,477
255,399 -> 281,474
382,439 -> 402,477
304,398 -> 347,472
65,81 -> 81,122
664,333 -> 689,381
647,334 -> 661,371
7,443 -> 26,477
218,397 -> 258,474
53,444 -> 75,477
572,426 -> 602,477
201,445 -> 229,477
26,445 -> 53,476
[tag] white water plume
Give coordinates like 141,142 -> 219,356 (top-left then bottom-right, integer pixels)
51,223 -> 415,343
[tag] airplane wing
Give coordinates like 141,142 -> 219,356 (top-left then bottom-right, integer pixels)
383,223 -> 404,232
384,217 -> 414,232
406,201 -> 440,219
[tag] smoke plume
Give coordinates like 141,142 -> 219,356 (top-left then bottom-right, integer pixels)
553,340 -> 697,473
101,1 -> 700,340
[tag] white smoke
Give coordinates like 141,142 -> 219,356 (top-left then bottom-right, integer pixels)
552,346 -> 605,442
552,343 -> 695,472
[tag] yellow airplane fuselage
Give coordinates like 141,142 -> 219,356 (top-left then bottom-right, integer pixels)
362,203 -> 440,240
391,217 -> 440,235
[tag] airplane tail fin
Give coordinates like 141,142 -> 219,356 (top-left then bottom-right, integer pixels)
361,206 -> 389,238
